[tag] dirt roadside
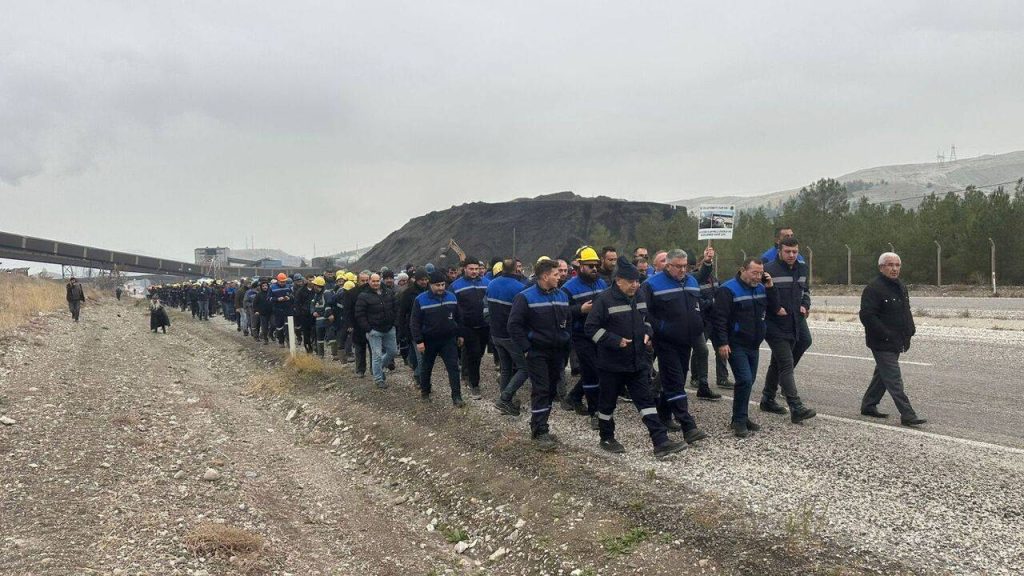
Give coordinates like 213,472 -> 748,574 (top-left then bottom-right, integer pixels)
0,300 -> 913,575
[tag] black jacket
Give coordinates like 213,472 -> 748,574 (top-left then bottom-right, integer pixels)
507,284 -> 571,354
712,275 -> 771,349
355,287 -> 398,333
859,273 -> 915,352
584,284 -> 653,373
344,284 -> 367,334
293,286 -> 314,320
398,283 -> 426,340
764,257 -> 811,342
252,289 -> 274,315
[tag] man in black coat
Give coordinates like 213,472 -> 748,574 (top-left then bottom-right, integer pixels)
66,277 -> 86,322
344,271 -> 371,377
398,271 -> 430,386
859,252 -> 926,426
355,273 -> 399,388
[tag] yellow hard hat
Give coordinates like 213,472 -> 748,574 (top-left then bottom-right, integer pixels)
312,276 -> 326,287
492,261 -> 503,275
536,256 -> 551,264
343,280 -> 356,290
576,246 -> 599,264
335,270 -> 346,280
346,272 -> 357,282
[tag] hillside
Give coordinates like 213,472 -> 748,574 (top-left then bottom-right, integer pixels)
229,249 -> 305,267
353,192 -> 677,269
673,150 -> 1024,212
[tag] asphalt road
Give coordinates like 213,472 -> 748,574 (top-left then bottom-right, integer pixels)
815,295 -> 1024,318
735,319 -> 1024,450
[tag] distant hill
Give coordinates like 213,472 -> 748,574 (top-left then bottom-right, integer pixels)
673,150 -> 1024,212
230,249 -> 305,267
353,192 -> 678,270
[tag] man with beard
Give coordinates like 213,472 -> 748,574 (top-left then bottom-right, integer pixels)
560,246 -> 607,427
451,256 -> 490,399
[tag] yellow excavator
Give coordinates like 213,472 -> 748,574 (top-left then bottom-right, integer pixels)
443,238 -> 466,263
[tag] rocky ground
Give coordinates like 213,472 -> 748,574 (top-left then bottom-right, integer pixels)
2,299 -> 1019,575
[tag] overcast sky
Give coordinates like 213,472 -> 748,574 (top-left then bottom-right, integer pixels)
2,1 -> 1022,264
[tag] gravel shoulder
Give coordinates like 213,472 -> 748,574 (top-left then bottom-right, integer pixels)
3,300 -> 1020,575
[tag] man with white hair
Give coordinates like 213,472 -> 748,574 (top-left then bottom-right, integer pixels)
858,252 -> 926,426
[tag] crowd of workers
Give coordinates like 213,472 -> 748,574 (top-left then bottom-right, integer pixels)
137,227 -> 925,457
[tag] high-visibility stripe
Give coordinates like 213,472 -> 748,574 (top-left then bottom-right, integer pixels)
607,304 -> 632,314
528,301 -> 569,308
639,407 -> 659,417
592,328 -> 607,343
487,298 -> 513,306
666,394 -> 687,402
597,412 -> 613,420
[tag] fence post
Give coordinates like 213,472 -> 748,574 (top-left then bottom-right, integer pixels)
287,315 -> 296,357
989,238 -> 996,295
934,240 -> 942,287
887,242 -> 895,253
844,244 -> 852,286
807,246 -> 813,284
740,249 -> 747,261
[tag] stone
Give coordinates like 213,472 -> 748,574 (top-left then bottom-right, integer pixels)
285,409 -> 299,421
488,547 -> 508,561
454,541 -> 470,554
0,416 -> 15,426
514,518 -> 526,529
173,471 -> 186,479
202,468 -> 221,481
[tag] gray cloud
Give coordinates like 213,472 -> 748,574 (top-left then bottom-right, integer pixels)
1,1 -> 1022,260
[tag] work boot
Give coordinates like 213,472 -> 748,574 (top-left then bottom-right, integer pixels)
453,398 -> 466,408
533,433 -> 557,452
746,419 -> 761,432
683,428 -> 708,444
731,421 -> 750,438
697,385 -> 722,401
688,377 -> 700,390
494,398 -> 520,416
660,417 -> 682,432
861,408 -> 889,419
420,392 -> 431,403
589,415 -> 600,430
600,438 -> 626,453
559,397 -> 576,412
790,406 -> 817,424
901,417 -> 927,427
759,400 -> 788,414
653,439 -> 687,458
330,342 -> 339,359
717,377 -> 734,389
574,402 -> 588,416
468,386 -> 482,400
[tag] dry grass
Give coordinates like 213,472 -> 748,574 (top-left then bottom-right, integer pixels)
284,353 -> 336,377
184,522 -> 265,556
246,354 -> 340,397
0,275 -> 66,332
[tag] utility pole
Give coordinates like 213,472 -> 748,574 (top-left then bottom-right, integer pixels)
844,244 -> 852,286
934,240 -> 942,287
806,246 -> 813,284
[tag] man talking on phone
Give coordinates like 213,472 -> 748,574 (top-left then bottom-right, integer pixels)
712,258 -> 774,438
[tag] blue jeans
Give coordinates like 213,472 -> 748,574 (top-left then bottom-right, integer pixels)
368,327 -> 399,384
726,345 -> 760,424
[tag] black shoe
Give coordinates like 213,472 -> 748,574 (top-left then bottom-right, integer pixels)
688,378 -> 700,390
660,417 -> 682,432
759,401 -> 788,414
453,398 -> 466,408
745,419 -> 761,432
653,439 -> 687,458
533,433 -> 557,452
559,397 -> 576,412
356,372 -> 366,379
376,380 -> 388,389
861,408 -> 890,419
683,428 -> 707,444
791,406 -> 817,424
731,421 -> 750,438
697,387 -> 722,401
420,392 -> 431,403
590,415 -> 600,430
901,417 -> 927,427
600,438 -> 626,453
716,378 -> 734,389
468,386 -> 482,400
494,398 -> 519,416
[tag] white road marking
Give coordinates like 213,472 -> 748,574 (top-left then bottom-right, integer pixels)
757,347 -> 933,366
717,394 -> 1024,455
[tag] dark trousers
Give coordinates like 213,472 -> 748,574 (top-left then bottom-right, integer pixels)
296,316 -> 314,352
596,369 -> 669,447
461,325 -> 489,388
762,337 -> 807,408
68,300 -> 82,322
352,329 -> 368,373
690,333 -> 729,384
494,337 -> 529,401
526,349 -> 567,437
862,350 -> 917,418
271,310 -> 288,344
764,318 -> 810,401
566,337 -> 601,414
653,341 -> 698,431
726,345 -> 759,424
420,337 -> 462,401
257,314 -> 272,342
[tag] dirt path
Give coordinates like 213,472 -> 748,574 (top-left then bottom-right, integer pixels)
1,299 -> 919,575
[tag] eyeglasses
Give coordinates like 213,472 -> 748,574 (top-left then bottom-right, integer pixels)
580,264 -> 597,270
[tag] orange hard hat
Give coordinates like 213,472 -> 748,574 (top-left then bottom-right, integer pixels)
276,273 -> 287,281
